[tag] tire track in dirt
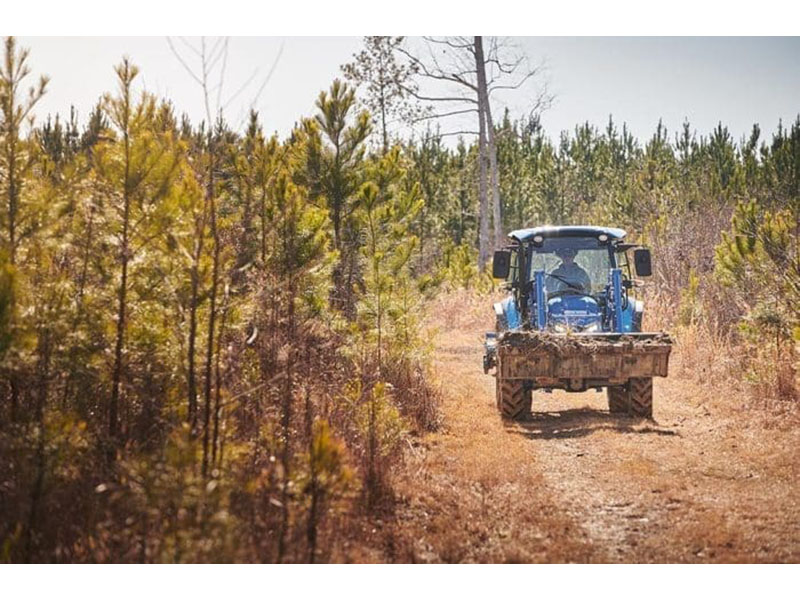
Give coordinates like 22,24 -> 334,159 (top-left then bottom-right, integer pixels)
512,371 -> 800,562
385,292 -> 800,563
505,384 -> 683,562
385,335 -> 595,562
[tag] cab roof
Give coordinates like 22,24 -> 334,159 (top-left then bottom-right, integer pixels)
508,225 -> 627,243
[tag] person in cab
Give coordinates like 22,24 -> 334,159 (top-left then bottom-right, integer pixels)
548,247 -> 591,293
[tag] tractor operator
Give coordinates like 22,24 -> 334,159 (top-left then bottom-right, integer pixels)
548,247 -> 592,293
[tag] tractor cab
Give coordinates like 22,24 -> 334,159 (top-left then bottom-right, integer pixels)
491,226 -> 652,334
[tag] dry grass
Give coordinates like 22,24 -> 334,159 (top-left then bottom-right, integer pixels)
361,290 -> 800,563
369,289 -> 593,562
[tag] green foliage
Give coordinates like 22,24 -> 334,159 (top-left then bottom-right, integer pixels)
0,410 -> 91,562
104,424 -> 239,562
357,148 -> 424,363
0,37 -> 49,262
677,268 -> 703,327
299,419 -> 355,507
269,168 -> 335,317
715,200 -> 798,325
355,381 -> 407,459
715,198 -> 799,400
437,240 -> 491,292
302,80 -> 371,248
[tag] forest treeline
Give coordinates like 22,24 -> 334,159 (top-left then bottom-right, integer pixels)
1,36 -> 798,562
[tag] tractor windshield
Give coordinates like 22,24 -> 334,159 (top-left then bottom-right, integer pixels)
527,237 -> 613,295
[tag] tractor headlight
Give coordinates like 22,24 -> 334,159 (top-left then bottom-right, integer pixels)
552,323 -> 569,333
583,322 -> 601,333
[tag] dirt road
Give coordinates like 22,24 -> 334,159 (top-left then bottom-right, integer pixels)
382,292 -> 800,563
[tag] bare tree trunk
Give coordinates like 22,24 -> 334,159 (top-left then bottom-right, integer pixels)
474,37 -> 490,271
110,123 -> 132,444
202,147 -> 218,478
367,378 -> 377,507
484,99 -> 503,248
187,263 -> 200,429
4,104 -> 19,421
277,276 -> 295,563
379,66 -> 388,154
187,201 -> 207,432
303,350 -> 319,563
23,324 -> 51,562
211,289 -> 229,468
5,116 -> 19,266
474,36 -> 502,253
277,210 -> 297,562
260,177 -> 268,265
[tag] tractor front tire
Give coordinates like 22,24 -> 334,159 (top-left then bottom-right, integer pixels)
606,378 -> 653,418
629,377 -> 653,418
607,385 -> 629,414
496,376 -> 531,420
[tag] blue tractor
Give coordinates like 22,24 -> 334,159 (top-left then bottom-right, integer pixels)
483,226 -> 671,419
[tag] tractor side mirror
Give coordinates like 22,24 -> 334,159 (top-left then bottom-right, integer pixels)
633,248 -> 652,277
492,249 -> 511,280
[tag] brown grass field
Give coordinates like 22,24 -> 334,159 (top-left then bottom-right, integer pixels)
361,290 -> 800,563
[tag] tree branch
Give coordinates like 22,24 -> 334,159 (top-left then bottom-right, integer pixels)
401,85 -> 477,105
165,37 -> 203,87
247,41 -> 285,113
410,108 -> 478,123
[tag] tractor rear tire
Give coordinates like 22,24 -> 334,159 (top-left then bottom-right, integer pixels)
629,377 -> 653,418
607,386 -> 629,413
496,376 -> 531,420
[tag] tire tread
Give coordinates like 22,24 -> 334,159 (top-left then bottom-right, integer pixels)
607,377 -> 653,418
496,377 -> 530,420
629,377 -> 653,418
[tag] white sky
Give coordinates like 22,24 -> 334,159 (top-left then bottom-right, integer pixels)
18,36 -> 800,145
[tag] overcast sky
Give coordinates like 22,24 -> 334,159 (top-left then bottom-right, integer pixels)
18,36 -> 800,145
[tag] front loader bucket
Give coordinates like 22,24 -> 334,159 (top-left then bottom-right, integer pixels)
497,331 -> 672,389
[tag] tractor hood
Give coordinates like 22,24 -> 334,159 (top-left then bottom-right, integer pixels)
547,295 -> 602,332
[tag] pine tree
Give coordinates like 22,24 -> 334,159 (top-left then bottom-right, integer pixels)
0,37 -> 49,265
0,37 -> 48,421
0,250 -> 12,359
95,59 -> 183,444
300,80 -> 370,316
342,36 -> 419,154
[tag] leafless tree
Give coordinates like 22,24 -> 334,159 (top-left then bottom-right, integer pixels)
398,36 -> 551,269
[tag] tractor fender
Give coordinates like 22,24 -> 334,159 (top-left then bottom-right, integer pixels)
619,297 -> 644,332
494,296 -> 521,331
620,298 -> 645,332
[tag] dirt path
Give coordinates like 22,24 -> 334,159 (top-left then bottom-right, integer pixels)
384,292 -> 800,563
